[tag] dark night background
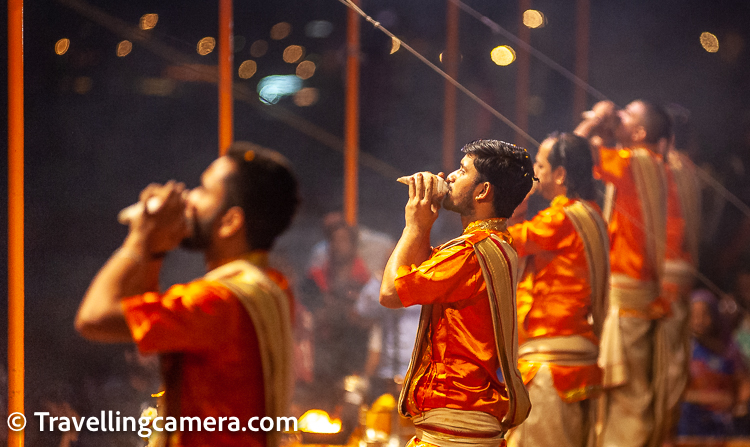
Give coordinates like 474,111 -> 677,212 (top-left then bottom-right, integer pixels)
3,0 -> 750,443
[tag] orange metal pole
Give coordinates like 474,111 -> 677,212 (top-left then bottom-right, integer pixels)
344,0 -> 361,226
218,0 -> 234,155
8,0 -> 25,445
573,0 -> 590,124
514,0 -> 531,146
442,0 -> 460,173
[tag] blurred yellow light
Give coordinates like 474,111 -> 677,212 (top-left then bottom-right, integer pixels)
197,37 -> 216,56
55,38 -> 70,55
491,45 -> 516,66
117,40 -> 133,57
700,32 -> 719,53
283,45 -> 305,63
390,37 -> 401,54
296,60 -> 316,79
523,10 -> 545,28
139,14 -> 158,30
238,60 -> 257,79
250,40 -> 269,58
299,409 -> 341,434
73,76 -> 92,94
294,87 -> 319,107
270,22 -> 292,40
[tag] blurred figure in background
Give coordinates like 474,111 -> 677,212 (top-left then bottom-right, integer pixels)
576,99 -> 672,447
506,133 -> 608,447
678,289 -> 750,437
300,213 -> 375,413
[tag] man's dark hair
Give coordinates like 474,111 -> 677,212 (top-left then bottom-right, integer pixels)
636,100 -> 673,145
547,132 -> 596,201
461,139 -> 535,218
224,141 -> 299,250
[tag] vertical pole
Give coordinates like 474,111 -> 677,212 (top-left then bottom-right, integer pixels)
218,0 -> 234,155
344,0 -> 361,226
442,0 -> 460,173
514,0 -> 531,146
573,0 -> 590,124
8,0 -> 25,445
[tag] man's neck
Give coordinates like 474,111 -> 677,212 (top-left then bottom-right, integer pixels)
203,241 -> 253,272
460,209 -> 497,229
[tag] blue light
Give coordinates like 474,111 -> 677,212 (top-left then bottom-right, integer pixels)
257,75 -> 303,104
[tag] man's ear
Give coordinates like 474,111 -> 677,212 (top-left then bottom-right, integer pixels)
553,165 -> 567,186
217,206 -> 245,238
475,181 -> 492,202
632,125 -> 647,144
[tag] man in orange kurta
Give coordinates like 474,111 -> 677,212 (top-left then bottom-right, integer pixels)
380,140 -> 534,447
576,100 -> 673,447
76,143 -> 299,447
506,133 -> 608,447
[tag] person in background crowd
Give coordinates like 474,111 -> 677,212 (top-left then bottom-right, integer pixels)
679,289 -> 750,437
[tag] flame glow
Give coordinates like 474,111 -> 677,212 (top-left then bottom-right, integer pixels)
298,409 -> 342,434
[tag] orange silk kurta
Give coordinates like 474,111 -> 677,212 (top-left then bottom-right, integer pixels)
394,226 -> 513,422
596,147 -> 662,281
508,196 -> 602,402
123,270 -> 291,447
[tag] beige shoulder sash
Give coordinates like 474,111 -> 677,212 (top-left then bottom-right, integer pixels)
563,201 -> 611,338
630,149 -> 667,283
398,234 -> 531,430
204,260 -> 293,447
473,234 -> 531,429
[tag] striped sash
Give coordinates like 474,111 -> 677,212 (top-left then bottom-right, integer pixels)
563,200 -> 611,338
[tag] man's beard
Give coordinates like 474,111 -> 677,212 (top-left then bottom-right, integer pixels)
442,190 -> 474,215
180,214 -> 215,251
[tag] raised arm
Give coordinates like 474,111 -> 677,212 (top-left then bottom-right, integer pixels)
380,173 -> 439,309
75,181 -> 188,342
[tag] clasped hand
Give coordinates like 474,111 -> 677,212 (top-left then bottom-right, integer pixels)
404,172 -> 443,232
126,180 -> 190,256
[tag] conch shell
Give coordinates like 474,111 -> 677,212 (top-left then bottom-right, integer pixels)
397,173 -> 450,201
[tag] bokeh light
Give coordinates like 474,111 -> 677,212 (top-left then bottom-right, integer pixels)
491,45 -> 516,66
238,60 -> 258,79
305,20 -> 333,38
294,87 -> 319,107
700,32 -> 719,53
390,37 -> 401,54
270,22 -> 292,40
250,40 -> 269,58
55,38 -> 70,55
197,37 -> 216,56
257,75 -> 302,104
283,45 -> 305,63
139,14 -> 158,30
117,40 -> 133,57
296,60 -> 316,79
522,10 -> 546,28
